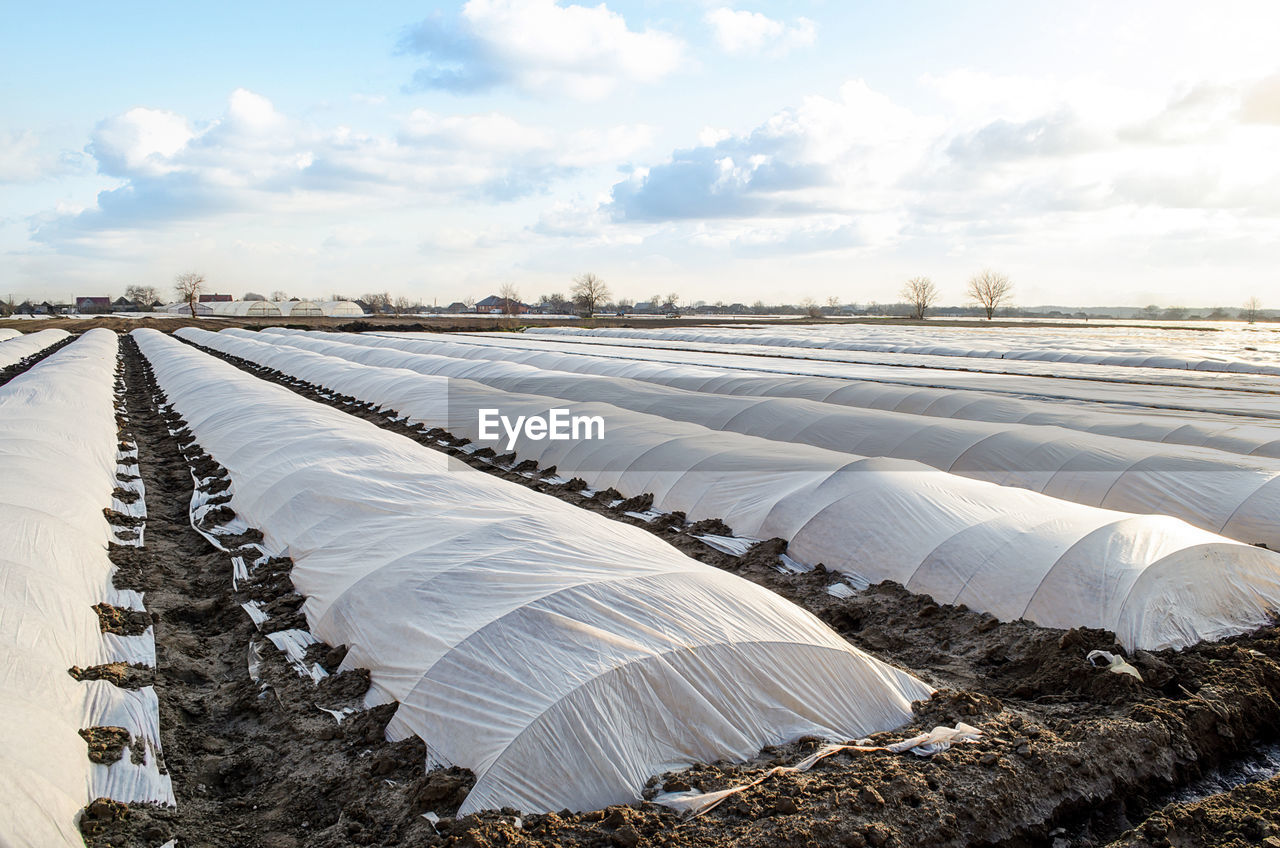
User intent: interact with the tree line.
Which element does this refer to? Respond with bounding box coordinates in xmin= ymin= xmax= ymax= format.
xmin=5 ymin=270 xmax=1262 ymax=323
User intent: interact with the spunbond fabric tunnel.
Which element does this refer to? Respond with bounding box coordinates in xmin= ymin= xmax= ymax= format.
xmin=245 ymin=328 xmax=1280 ymax=550
xmin=177 ymin=327 xmax=1280 ymax=652
xmin=132 ymin=328 xmax=933 ymax=816
xmin=463 ymin=326 xmax=1280 ymax=418
xmin=0 ymin=327 xmax=71 ymax=369
xmin=328 ymin=329 xmax=1280 ymax=459
xmin=0 ymin=330 xmax=171 ymax=846
xmin=525 ymin=325 xmax=1280 ymax=379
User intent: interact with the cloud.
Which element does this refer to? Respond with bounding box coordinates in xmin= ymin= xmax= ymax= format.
xmin=90 ymin=107 xmax=195 ymax=178
xmin=607 ymin=80 xmax=933 ymax=222
xmin=34 ymin=89 xmax=653 ymax=245
xmin=1240 ymin=73 xmax=1280 ymax=124
xmin=704 ymin=7 xmax=815 ymax=55
xmin=945 ymin=111 xmax=1107 ymax=163
xmin=0 ymin=130 xmax=88 ymax=183
xmin=601 ymin=70 xmax=1280 ymax=259
xmin=400 ymin=0 xmax=684 ymax=99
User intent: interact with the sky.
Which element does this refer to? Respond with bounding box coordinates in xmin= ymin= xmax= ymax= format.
xmin=2 ymin=0 xmax=1279 ymax=308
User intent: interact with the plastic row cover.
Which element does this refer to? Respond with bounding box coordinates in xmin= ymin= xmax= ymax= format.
xmin=208 ymin=300 xmax=282 ymax=317
xmin=358 ymin=330 xmax=1280 ymax=459
xmin=318 ymin=300 xmax=365 ymax=317
xmin=0 ymin=330 xmax=172 ymax=847
xmin=513 ymin=328 xmax=1280 ymax=404
xmin=528 ymin=326 xmax=1280 ymax=377
xmin=134 ymin=328 xmax=931 ymax=815
xmin=0 ymin=327 xmax=71 ymax=369
xmin=275 ymin=300 xmax=323 ymax=317
xmin=0 ymin=328 xmax=21 ymax=342
xmin=178 ymin=328 xmax=1280 ymax=651
xmin=247 ymin=329 xmax=1280 ymax=549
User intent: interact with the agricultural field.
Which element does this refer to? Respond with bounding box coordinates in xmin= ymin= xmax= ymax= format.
xmin=3 ymin=321 xmax=1280 ymax=848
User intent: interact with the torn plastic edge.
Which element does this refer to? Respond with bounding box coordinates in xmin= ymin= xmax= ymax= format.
xmin=1087 ymin=649 xmax=1144 ymax=681
xmin=692 ymin=533 xmax=759 ymax=557
xmin=316 ymin=704 xmax=357 ymax=725
xmin=265 ymin=629 xmax=329 ymax=683
xmin=654 ymin=723 xmax=982 ymax=818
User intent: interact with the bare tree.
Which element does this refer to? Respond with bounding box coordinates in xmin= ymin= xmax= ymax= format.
xmin=174 ymin=272 xmax=205 ymax=318
xmin=498 ymin=282 xmax=521 ymax=315
xmin=901 ymin=276 xmax=939 ymax=320
xmin=124 ymin=284 xmax=159 ymax=306
xmin=243 ymin=291 xmax=266 ymax=301
xmin=800 ymin=297 xmax=823 ymax=319
xmin=1243 ymin=296 xmax=1262 ymax=324
xmin=665 ymin=292 xmax=680 ymax=310
xmin=271 ymin=289 xmax=289 ymax=302
xmin=540 ymin=292 xmax=569 ymax=314
xmin=571 ymin=273 xmax=610 ymax=317
xmin=966 ymin=269 xmax=1013 ymax=320
xmin=361 ymin=292 xmax=391 ymax=314
xmin=392 ymin=295 xmax=416 ymax=316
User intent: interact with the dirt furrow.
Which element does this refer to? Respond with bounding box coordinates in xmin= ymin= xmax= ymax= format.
xmin=89 ymin=335 xmax=461 ymax=847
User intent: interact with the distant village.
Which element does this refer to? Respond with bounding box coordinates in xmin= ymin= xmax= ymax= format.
xmin=1 ymin=286 xmax=1270 ymax=323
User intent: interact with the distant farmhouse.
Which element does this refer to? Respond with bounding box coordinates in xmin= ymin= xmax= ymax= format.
xmin=75 ymin=296 xmax=112 ymax=314
xmin=15 ymin=300 xmax=68 ymax=315
xmin=475 ymin=294 xmax=529 ymax=314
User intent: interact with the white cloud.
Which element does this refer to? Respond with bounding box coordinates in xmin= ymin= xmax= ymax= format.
xmin=0 ymin=130 xmax=87 ymax=183
xmin=35 ymin=89 xmax=655 ymax=246
xmin=1241 ymin=73 xmax=1280 ymax=124
xmin=705 ymin=7 xmax=815 ymax=55
xmin=605 ymin=71 xmax=1280 ymax=264
xmin=401 ymin=0 xmax=685 ymax=99
xmin=90 ymin=108 xmax=194 ymax=177
xmin=609 ymin=80 xmax=938 ymax=225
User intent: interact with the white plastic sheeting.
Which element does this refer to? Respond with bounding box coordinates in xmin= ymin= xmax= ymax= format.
xmin=177 ymin=327 xmax=1280 ymax=651
xmin=0 ymin=329 xmax=172 ymax=847
xmin=530 ymin=326 xmax=1280 ymax=377
xmin=319 ymin=300 xmax=364 ymax=317
xmin=208 ymin=300 xmax=282 ymax=317
xmin=244 ymin=329 xmax=1280 ymax=549
xmin=134 ymin=328 xmax=932 ymax=815
xmin=275 ymin=300 xmax=324 ymax=317
xmin=0 ymin=328 xmax=21 ymax=342
xmin=512 ymin=329 xmax=1280 ymax=410
xmin=165 ymin=301 xmax=213 ymax=315
xmin=0 ymin=327 xmax=70 ymax=369
xmin=363 ymin=331 xmax=1280 ymax=459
